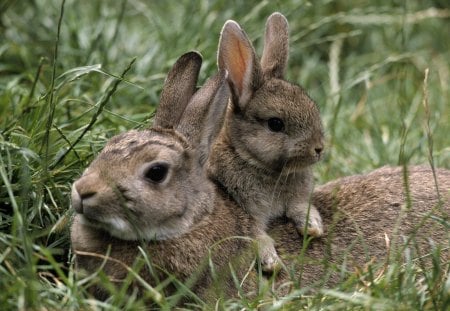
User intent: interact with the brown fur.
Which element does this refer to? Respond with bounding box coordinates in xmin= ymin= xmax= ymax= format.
xmin=71 ymin=190 xmax=255 ymax=302
xmin=273 ymin=165 xmax=450 ymax=290
xmin=72 ymin=164 xmax=450 ymax=302
xmin=70 ymin=51 xmax=250 ymax=302
xmin=70 ymin=47 xmax=449 ymax=307
xmin=208 ymin=12 xmax=325 ymax=271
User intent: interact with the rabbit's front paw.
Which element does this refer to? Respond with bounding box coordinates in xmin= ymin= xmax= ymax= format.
xmin=259 ymin=247 xmax=281 ymax=273
xmin=305 ymin=212 xmax=323 ymax=237
xmin=295 ymin=206 xmax=324 ymax=238
xmin=257 ymin=236 xmax=282 ymax=273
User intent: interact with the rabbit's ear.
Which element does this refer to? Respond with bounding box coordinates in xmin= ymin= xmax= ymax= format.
xmin=218 ymin=20 xmax=263 ymax=109
xmin=178 ymin=70 xmax=229 ymax=164
xmin=153 ymin=51 xmax=202 ymax=129
xmin=261 ymin=12 xmax=289 ymax=79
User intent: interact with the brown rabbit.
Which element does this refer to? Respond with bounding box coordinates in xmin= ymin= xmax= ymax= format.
xmin=273 ymin=165 xmax=449 ymax=291
xmin=70 ymin=51 xmax=257 ymax=302
xmin=207 ymin=12 xmax=325 ymax=272
xmin=72 ymin=160 xmax=450 ymax=303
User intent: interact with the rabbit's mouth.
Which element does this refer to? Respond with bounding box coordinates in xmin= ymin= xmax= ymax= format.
xmin=79 ymin=212 xmax=194 ymax=242
xmin=272 ymin=154 xmax=318 ymax=173
xmin=78 ymin=214 xmax=143 ymax=241
xmin=290 ymin=154 xmax=320 ymax=166
xmin=77 ymin=214 xmax=112 ymax=234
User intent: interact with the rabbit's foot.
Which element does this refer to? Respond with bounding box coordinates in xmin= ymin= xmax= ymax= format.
xmin=257 ymin=235 xmax=282 ymax=273
xmin=296 ymin=206 xmax=324 ymax=238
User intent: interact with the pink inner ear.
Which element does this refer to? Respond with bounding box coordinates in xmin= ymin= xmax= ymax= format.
xmin=223 ymin=34 xmax=252 ymax=98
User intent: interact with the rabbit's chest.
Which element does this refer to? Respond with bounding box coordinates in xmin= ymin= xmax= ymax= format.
xmin=241 ymin=174 xmax=302 ymax=218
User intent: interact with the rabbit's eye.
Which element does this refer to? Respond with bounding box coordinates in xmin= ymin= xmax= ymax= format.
xmin=144 ymin=164 xmax=168 ymax=183
xmin=267 ymin=118 xmax=285 ymax=132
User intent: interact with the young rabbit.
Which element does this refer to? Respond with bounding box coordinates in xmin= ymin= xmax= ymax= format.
xmin=70 ymin=51 xmax=256 ymax=301
xmin=207 ymin=12 xmax=325 ymax=272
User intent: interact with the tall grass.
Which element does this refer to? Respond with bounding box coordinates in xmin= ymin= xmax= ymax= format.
xmin=0 ymin=0 xmax=449 ymax=309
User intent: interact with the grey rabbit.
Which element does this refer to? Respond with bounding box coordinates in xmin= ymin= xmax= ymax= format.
xmin=207 ymin=12 xmax=324 ymax=272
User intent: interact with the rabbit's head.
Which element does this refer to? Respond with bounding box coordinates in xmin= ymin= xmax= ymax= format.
xmin=71 ymin=52 xmax=229 ymax=241
xmin=218 ymin=13 xmax=324 ymax=173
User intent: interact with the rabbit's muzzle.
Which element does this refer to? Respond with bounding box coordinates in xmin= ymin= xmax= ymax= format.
xmin=313 ymin=143 xmax=324 ymax=160
xmin=71 ymin=172 xmax=108 ymax=217
xmin=72 ymin=183 xmax=96 ymax=215
xmin=71 ymin=185 xmax=84 ymax=214
xmin=71 ymin=173 xmax=135 ymax=238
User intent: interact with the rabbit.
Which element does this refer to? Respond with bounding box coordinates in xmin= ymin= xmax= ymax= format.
xmin=272 ymin=165 xmax=450 ymax=291
xmin=70 ymin=51 xmax=257 ymax=302
xmin=207 ymin=12 xmax=325 ymax=272
xmin=70 ymin=52 xmax=450 ymax=308
xmin=72 ymin=157 xmax=450 ymax=302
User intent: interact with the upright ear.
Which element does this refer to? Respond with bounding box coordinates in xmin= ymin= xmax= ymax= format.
xmin=153 ymin=52 xmax=202 ymax=129
xmin=261 ymin=12 xmax=289 ymax=79
xmin=177 ymin=70 xmax=230 ymax=165
xmin=217 ymin=20 xmax=263 ymax=109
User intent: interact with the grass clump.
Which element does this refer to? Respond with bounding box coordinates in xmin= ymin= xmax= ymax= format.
xmin=0 ymin=0 xmax=449 ymax=309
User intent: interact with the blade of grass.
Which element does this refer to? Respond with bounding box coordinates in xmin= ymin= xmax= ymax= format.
xmin=49 ymin=57 xmax=136 ymax=169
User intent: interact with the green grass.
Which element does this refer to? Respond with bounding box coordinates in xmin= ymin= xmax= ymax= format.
xmin=1 ymin=0 xmax=449 ymax=309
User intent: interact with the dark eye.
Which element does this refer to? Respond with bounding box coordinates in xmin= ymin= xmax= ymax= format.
xmin=267 ymin=118 xmax=285 ymax=132
xmin=144 ymin=164 xmax=168 ymax=183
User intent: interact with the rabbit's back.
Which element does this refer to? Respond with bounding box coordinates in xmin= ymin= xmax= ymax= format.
xmin=270 ymin=165 xmax=450 ymax=288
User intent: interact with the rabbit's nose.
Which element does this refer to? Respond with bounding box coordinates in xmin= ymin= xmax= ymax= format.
xmin=71 ymin=179 xmax=97 ymax=214
xmin=315 ymin=147 xmax=323 ymax=156
xmin=71 ymin=185 xmax=84 ymax=214
xmin=314 ymin=141 xmax=324 ymax=156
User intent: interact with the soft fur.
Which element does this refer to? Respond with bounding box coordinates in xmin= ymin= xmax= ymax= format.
xmin=274 ymin=165 xmax=450 ymax=290
xmin=70 ymin=52 xmax=254 ymax=301
xmin=72 ymin=161 xmax=450 ymax=302
xmin=70 ymin=39 xmax=449 ymax=307
xmin=208 ymin=12 xmax=325 ymax=271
